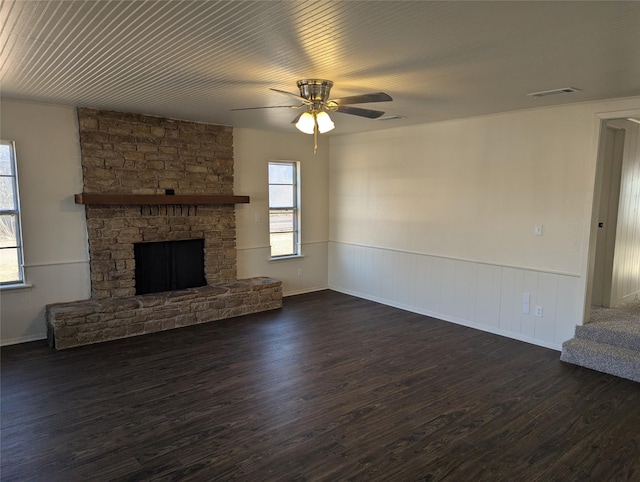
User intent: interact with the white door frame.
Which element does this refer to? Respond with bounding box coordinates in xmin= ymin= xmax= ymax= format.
xmin=592 ymin=123 xmax=625 ymax=307
xmin=583 ymin=107 xmax=640 ymax=322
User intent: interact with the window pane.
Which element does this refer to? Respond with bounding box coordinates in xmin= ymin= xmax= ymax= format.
xmin=270 ymin=232 xmax=295 ymax=257
xmin=0 ymin=215 xmax=18 ymax=247
xmin=0 ymin=247 xmax=20 ymax=283
xmin=269 ymin=185 xmax=294 ymax=208
xmin=268 ymin=161 xmax=298 ymax=258
xmin=0 ymin=144 xmax=13 ymax=176
xmin=269 ymin=210 xmax=294 ymax=233
xmin=0 ymin=177 xmax=16 ymax=210
xmin=268 ymin=163 xmax=294 ymax=184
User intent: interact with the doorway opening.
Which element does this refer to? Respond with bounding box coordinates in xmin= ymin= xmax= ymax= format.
xmin=591 ymin=123 xmax=625 ymax=307
xmin=587 ymin=115 xmax=640 ymax=320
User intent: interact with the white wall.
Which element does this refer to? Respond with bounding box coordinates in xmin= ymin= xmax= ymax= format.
xmin=609 ymin=119 xmax=640 ymax=305
xmin=234 ymin=128 xmax=329 ymax=295
xmin=0 ymin=98 xmax=90 ymax=345
xmin=328 ymin=97 xmax=640 ymax=350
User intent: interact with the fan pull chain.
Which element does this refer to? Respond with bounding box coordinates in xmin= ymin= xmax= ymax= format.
xmin=313 ymin=112 xmax=318 ymax=154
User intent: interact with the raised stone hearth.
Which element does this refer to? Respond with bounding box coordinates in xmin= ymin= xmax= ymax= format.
xmin=47 ymin=277 xmax=282 ymax=350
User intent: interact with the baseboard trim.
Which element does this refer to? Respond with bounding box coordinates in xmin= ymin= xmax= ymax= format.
xmin=283 ymin=286 xmax=330 ymax=297
xmin=621 ymin=291 xmax=640 ymax=304
xmin=330 ymin=286 xmax=562 ymax=352
xmin=1 ymin=333 xmax=47 ymax=347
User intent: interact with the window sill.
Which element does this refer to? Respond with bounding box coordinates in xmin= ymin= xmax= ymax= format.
xmin=0 ymin=282 xmax=33 ymax=292
xmin=269 ymin=254 xmax=305 ymax=262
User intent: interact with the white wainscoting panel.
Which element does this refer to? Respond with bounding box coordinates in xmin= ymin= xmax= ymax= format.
xmin=237 ymin=241 xmax=329 ymax=297
xmin=1 ymin=261 xmax=91 ymax=345
xmin=329 ymin=242 xmax=583 ymax=350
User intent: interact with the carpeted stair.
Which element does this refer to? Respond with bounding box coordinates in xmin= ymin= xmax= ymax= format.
xmin=561 ymin=318 xmax=640 ymax=383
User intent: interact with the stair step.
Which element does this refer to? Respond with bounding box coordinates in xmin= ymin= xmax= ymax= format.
xmin=560 ymin=338 xmax=640 ymax=383
xmin=576 ymin=320 xmax=640 ymax=351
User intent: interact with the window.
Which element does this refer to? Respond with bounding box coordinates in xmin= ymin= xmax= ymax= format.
xmin=0 ymin=141 xmax=25 ymax=286
xmin=268 ymin=161 xmax=300 ymax=258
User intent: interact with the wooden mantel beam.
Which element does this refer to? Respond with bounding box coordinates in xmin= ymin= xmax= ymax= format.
xmin=74 ymin=193 xmax=250 ymax=205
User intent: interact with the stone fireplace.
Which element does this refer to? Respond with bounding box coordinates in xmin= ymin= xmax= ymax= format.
xmin=46 ymin=109 xmax=281 ymax=349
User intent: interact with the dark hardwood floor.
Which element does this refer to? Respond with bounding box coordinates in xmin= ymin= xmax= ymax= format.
xmin=2 ymin=290 xmax=639 ymax=481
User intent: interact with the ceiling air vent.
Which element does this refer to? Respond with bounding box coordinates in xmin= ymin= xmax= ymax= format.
xmin=527 ymin=87 xmax=581 ymax=98
xmin=377 ymin=115 xmax=406 ymax=121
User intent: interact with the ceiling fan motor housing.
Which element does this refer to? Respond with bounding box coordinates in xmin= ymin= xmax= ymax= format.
xmin=297 ymin=79 xmax=333 ymax=103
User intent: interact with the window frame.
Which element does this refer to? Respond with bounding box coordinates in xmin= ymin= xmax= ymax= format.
xmin=268 ymin=160 xmax=301 ymax=259
xmin=0 ymin=140 xmax=25 ymax=287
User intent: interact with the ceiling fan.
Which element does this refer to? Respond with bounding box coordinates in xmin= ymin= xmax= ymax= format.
xmin=232 ymin=79 xmax=393 ymax=152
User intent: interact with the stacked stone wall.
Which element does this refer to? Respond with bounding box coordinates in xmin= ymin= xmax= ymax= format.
xmin=78 ymin=108 xmax=233 ymax=195
xmin=77 ymin=109 xmax=237 ymax=298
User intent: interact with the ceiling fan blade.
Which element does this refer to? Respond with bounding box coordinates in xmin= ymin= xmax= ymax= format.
xmin=335 ymin=105 xmax=386 ymax=119
xmin=330 ymin=92 xmax=392 ymax=105
xmin=231 ymin=105 xmax=302 ymax=111
xmin=270 ymin=88 xmax=312 ymax=104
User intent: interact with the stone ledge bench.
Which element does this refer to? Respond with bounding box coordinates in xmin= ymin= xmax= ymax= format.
xmin=46 ymin=277 xmax=282 ymax=350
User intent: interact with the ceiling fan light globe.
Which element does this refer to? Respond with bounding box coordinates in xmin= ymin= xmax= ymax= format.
xmin=295 ymin=112 xmax=316 ymax=134
xmin=316 ymin=111 xmax=335 ymax=133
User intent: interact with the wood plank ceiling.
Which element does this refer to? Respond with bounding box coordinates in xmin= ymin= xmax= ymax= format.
xmin=1 ymin=1 xmax=639 ymax=134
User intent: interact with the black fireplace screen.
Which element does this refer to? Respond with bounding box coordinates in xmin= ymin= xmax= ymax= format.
xmin=134 ymin=239 xmax=206 ymax=295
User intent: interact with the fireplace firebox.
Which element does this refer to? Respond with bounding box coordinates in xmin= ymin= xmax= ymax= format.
xmin=134 ymin=239 xmax=206 ymax=295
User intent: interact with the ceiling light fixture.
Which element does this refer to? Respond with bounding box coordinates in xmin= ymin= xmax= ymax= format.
xmin=233 ymin=79 xmax=392 ymax=154
xmin=295 ymin=112 xmax=316 ymax=134
xmin=295 ymin=108 xmax=335 ymax=153
xmin=315 ymin=111 xmax=335 ymax=133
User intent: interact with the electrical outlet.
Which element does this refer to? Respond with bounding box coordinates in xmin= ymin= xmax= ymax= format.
xmin=297 ymin=268 xmax=303 ymax=277
xmin=535 ymin=305 xmax=543 ymax=317
xmin=535 ymin=224 xmax=543 ymax=236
